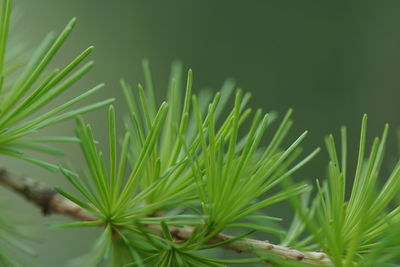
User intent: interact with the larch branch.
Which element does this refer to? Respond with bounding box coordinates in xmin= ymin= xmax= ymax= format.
xmin=0 ymin=168 xmax=332 ymax=266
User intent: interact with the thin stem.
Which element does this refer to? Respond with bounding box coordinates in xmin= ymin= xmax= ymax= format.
xmin=0 ymin=167 xmax=332 ymax=266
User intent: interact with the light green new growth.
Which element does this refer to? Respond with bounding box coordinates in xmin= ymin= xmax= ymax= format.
xmin=1 ymin=0 xmax=400 ymax=266
xmin=314 ymin=117 xmax=400 ymax=266
xmin=53 ymin=59 xmax=321 ymax=266
xmin=0 ymin=0 xmax=113 ymax=171
xmin=0 ymin=0 xmax=111 ymax=265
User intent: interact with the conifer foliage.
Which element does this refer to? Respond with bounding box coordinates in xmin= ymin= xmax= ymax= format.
xmin=1 ymin=0 xmax=400 ymax=266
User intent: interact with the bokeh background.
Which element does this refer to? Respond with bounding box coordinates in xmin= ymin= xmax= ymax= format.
xmin=2 ymin=0 xmax=400 ymax=266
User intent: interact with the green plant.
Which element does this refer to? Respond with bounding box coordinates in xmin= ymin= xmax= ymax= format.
xmin=1 ymin=0 xmax=400 ymax=266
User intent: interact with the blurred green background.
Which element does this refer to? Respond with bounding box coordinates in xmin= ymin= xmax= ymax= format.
xmin=2 ymin=0 xmax=400 ymax=266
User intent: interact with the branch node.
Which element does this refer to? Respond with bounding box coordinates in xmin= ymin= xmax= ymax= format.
xmin=0 ymin=168 xmax=334 ymax=266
